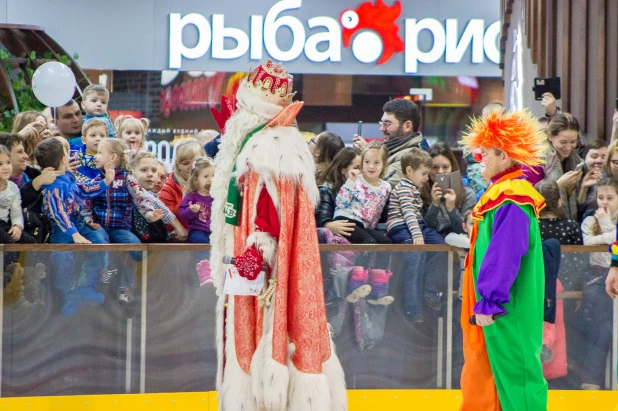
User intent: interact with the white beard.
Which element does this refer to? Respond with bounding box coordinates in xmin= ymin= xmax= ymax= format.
xmin=210 ymin=108 xmax=271 ymax=295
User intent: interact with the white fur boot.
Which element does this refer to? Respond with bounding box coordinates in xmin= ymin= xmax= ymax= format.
xmin=219 ymin=296 xmax=258 ymax=411
xmin=253 ymin=304 xmax=289 ymax=411
xmin=287 ymin=343 xmax=332 ymax=411
xmin=322 ymin=338 xmax=348 ymax=411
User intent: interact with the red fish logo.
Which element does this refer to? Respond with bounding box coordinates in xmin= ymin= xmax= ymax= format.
xmin=340 ymin=0 xmax=404 ymax=65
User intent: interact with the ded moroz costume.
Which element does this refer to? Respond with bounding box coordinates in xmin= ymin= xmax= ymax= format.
xmin=209 ymin=60 xmax=347 ymax=411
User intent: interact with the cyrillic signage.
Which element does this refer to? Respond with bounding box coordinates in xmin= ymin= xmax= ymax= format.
xmin=169 ymin=0 xmax=501 ymax=76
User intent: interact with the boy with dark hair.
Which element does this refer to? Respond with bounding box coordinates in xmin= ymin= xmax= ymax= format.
xmin=34 ymin=138 xmax=115 ymax=315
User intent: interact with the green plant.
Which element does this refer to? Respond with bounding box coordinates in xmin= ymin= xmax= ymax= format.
xmin=0 ymin=50 xmax=78 ymax=131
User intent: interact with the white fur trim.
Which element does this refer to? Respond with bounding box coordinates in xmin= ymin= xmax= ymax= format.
xmin=287 ymin=343 xmax=332 ymax=411
xmin=234 ymin=126 xmax=320 ymax=208
xmin=219 ymin=297 xmax=258 ymax=411
xmin=210 ymin=109 xmax=270 ymax=295
xmin=250 ymin=333 xmax=267 ymax=409
xmin=237 ymin=79 xmax=284 ymax=119
xmin=247 ymin=232 xmax=278 ymax=269
xmin=322 ymin=337 xmax=348 ymax=411
xmin=215 ymin=294 xmax=226 ymax=390
xmin=252 ymin=304 xmax=289 ymax=411
xmin=262 ymin=355 xmax=289 ymax=411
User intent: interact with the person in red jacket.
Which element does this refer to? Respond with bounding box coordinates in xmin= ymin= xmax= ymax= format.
xmin=159 ymin=138 xmax=205 ymax=237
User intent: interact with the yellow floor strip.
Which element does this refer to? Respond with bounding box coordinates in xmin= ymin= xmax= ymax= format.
xmin=0 ymin=390 xmax=616 ymax=410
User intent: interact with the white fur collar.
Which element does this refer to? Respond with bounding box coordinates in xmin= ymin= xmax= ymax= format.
xmin=233 ymin=125 xmax=320 ymax=207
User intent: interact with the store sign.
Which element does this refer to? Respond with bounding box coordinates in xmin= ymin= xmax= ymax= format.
xmin=159 ymin=72 xmax=225 ymax=118
xmin=169 ymin=0 xmax=500 ymax=75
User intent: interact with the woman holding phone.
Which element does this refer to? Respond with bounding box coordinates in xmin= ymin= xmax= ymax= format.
xmin=523 ymin=113 xmax=583 ymax=220
xmin=422 ymin=143 xmax=476 ymax=237
xmin=11 ymin=110 xmax=52 ymax=159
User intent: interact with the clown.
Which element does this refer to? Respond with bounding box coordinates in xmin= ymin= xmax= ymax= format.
xmin=209 ymin=60 xmax=347 ymax=411
xmin=458 ymin=109 xmax=548 ymax=411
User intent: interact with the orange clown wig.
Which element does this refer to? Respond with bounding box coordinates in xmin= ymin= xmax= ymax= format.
xmin=460 ymin=109 xmax=547 ymax=168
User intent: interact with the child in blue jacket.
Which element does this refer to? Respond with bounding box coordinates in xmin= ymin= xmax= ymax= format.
xmin=34 ymin=138 xmax=115 ymax=315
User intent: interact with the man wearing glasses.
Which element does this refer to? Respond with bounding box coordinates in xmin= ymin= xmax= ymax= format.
xmin=353 ymin=98 xmax=429 ymax=187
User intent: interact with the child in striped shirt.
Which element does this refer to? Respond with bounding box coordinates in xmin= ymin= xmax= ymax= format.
xmin=387 ymin=148 xmax=445 ymax=322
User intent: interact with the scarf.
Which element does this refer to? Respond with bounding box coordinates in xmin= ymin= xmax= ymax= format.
xmin=383 ymin=131 xmax=426 ymax=155
xmin=225 ymin=123 xmax=267 ymax=225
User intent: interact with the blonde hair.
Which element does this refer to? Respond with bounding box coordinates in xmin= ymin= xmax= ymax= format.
xmin=11 ymin=111 xmax=44 ymax=133
xmin=115 ymin=115 xmax=150 ymax=148
xmin=361 ymin=141 xmax=389 ymax=179
xmin=604 ymin=140 xmax=618 ymax=176
xmin=82 ymin=117 xmax=109 ymax=138
xmin=83 ymin=84 xmax=110 ymax=100
xmin=174 ymin=138 xmax=205 ymax=188
xmin=54 ymin=136 xmax=70 ymax=154
xmin=99 ymin=139 xmax=130 ymax=171
xmin=185 ymin=156 xmax=215 ymax=194
xmin=129 ymin=151 xmax=158 ymax=170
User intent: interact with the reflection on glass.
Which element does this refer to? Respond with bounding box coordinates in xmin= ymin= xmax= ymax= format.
xmin=0 ymin=247 xmax=614 ymax=397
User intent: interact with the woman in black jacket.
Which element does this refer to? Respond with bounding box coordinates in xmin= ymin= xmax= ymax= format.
xmin=315 ymin=147 xmax=361 ymax=236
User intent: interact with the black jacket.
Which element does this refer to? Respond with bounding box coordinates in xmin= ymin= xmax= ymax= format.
xmin=21 ymin=167 xmax=42 ymax=210
xmin=542 ymin=238 xmax=561 ymax=323
xmin=315 ymin=184 xmax=336 ymax=228
xmin=21 ymin=167 xmax=50 ymax=243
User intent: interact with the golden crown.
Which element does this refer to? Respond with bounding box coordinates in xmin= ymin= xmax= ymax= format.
xmin=245 ymin=60 xmax=294 ymax=107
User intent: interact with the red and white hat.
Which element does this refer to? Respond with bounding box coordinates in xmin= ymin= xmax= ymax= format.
xmin=236 ymin=60 xmax=294 ymax=119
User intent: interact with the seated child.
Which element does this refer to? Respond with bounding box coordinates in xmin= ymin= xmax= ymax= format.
xmin=580 ymin=178 xmax=618 ymax=389
xmin=0 ymin=145 xmax=36 ymax=247
xmin=333 ymin=142 xmax=393 ymax=306
xmin=159 ymin=138 xmax=205 ymax=233
xmin=130 ymin=152 xmax=188 ymax=242
xmin=81 ymin=84 xmax=115 ymax=138
xmin=153 ymin=161 xmax=166 ymax=195
xmin=386 ymin=148 xmax=445 ymax=322
xmin=34 ymin=138 xmax=115 ymax=315
xmin=89 ymin=139 xmax=160 ymax=303
xmin=178 ymin=157 xmax=214 ymax=243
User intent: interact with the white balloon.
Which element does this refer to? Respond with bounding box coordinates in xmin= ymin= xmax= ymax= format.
xmin=32 ymin=62 xmax=76 ymax=107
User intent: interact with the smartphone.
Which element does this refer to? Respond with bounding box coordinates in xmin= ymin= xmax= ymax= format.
xmin=615 ymin=98 xmax=618 ymax=111
xmin=533 ymin=77 xmax=561 ymax=100
xmin=436 ymin=174 xmax=450 ymax=193
xmin=69 ymin=149 xmax=79 ymax=160
xmin=435 ymin=170 xmax=462 ymax=197
xmin=357 ymin=121 xmax=363 ymax=136
xmin=575 ymin=162 xmax=584 ymax=172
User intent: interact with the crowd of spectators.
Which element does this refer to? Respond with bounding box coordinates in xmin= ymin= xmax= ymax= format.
xmin=1 ymin=84 xmax=214 ymax=316
xmin=2 ymin=83 xmax=616 ymax=389
xmin=312 ymin=95 xmax=618 ymax=390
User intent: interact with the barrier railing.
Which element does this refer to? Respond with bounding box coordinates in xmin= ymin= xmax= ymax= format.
xmin=0 ymin=244 xmax=614 ymax=398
